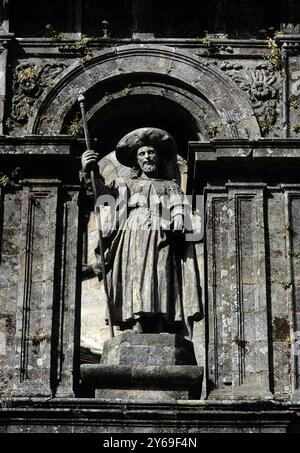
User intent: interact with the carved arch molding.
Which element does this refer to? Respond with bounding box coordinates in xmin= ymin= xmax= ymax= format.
xmin=28 ymin=45 xmax=260 ymax=141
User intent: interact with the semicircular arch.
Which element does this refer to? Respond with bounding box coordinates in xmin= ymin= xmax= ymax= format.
xmin=29 ymin=45 xmax=260 ymax=140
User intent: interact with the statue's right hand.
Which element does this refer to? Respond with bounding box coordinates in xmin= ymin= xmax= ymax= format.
xmin=81 ymin=150 xmax=99 ymax=172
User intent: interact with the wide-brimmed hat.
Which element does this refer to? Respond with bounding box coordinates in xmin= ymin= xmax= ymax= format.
xmin=115 ymin=127 xmax=177 ymax=168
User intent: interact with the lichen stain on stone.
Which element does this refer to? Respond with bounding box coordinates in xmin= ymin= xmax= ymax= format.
xmin=0 ymin=314 xmax=15 ymax=334
xmin=273 ymin=317 xmax=290 ymax=341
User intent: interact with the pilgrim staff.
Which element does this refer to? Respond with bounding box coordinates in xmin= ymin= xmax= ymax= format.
xmin=78 ymin=93 xmax=114 ymax=338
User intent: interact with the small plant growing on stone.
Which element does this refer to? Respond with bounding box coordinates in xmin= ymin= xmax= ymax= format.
xmin=274 ymin=30 xmax=284 ymax=39
xmin=16 ymin=65 xmax=39 ymax=82
xmin=43 ymin=77 xmax=54 ymax=87
xmin=258 ymin=117 xmax=271 ymax=136
xmin=0 ymin=167 xmax=20 ymax=189
xmin=290 ymin=97 xmax=299 ymax=109
xmin=123 ymin=85 xmax=131 ymax=96
xmin=5 ymin=117 xmax=17 ymax=132
xmin=74 ymin=37 xmax=93 ymax=64
xmin=75 ymin=37 xmax=89 ymax=53
xmin=207 ymin=123 xmax=219 ymax=138
xmin=51 ymin=31 xmax=64 ymax=41
xmin=293 ymin=124 xmax=300 ymax=134
xmin=0 ymin=174 xmax=11 ymax=187
xmin=68 ymin=113 xmax=83 ymax=137
xmin=278 ymin=279 xmax=291 ymax=290
xmin=265 ymin=37 xmax=281 ymax=70
xmin=103 ymin=93 xmax=113 ymax=102
xmin=284 ymin=222 xmax=291 ymax=231
xmin=201 ymin=33 xmax=219 ymax=54
xmin=202 ymin=34 xmax=212 ymax=47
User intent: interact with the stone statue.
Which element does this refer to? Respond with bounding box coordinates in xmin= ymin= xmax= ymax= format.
xmin=81 ymin=128 xmax=202 ymax=338
xmin=0 ymin=0 xmax=9 ymax=31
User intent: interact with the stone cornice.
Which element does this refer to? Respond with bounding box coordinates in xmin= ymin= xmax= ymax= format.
xmin=0 ymin=135 xmax=97 ymax=155
xmin=7 ymin=37 xmax=294 ymax=58
xmin=0 ymin=398 xmax=296 ymax=433
xmin=190 ymin=139 xmax=300 ymax=163
xmin=13 ymin=36 xmax=300 ymax=46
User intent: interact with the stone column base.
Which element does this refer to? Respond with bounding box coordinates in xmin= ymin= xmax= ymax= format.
xmin=80 ymin=332 xmax=203 ymax=402
xmin=81 ymin=364 xmax=203 ymax=401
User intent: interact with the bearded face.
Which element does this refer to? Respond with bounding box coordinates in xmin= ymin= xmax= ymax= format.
xmin=136 ymin=146 xmax=159 ymax=174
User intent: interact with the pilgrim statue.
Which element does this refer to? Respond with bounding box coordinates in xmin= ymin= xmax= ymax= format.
xmin=81 ymin=128 xmax=202 ymax=338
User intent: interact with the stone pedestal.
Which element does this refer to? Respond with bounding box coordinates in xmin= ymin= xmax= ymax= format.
xmin=80 ymin=333 xmax=203 ymax=402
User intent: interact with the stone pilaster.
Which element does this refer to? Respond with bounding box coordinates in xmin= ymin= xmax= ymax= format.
xmin=7 ymin=180 xmax=82 ymax=398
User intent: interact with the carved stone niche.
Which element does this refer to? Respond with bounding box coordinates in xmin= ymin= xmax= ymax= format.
xmin=47 ymin=46 xmax=258 ymax=401
xmin=80 ymin=140 xmax=203 ymax=401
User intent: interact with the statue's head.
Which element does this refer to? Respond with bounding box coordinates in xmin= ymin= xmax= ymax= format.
xmin=136 ymin=145 xmax=159 ymax=174
xmin=116 ymin=128 xmax=177 ymax=177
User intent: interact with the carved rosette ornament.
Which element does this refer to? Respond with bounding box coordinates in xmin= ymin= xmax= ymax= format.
xmin=10 ymin=63 xmax=66 ymax=130
xmin=220 ymin=62 xmax=280 ymax=134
